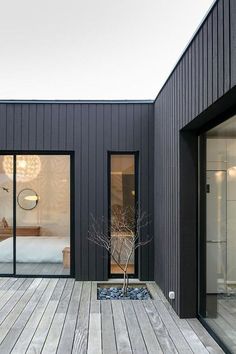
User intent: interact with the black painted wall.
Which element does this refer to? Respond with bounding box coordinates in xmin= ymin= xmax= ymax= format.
xmin=154 ymin=0 xmax=236 ymax=317
xmin=0 ymin=102 xmax=154 ymax=281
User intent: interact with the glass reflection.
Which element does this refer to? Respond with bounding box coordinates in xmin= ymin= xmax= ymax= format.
xmin=15 ymin=155 xmax=71 ymax=276
xmin=0 ymin=156 xmax=13 ymax=274
xmin=201 ymin=114 xmax=236 ymax=352
xmin=110 ymin=155 xmax=136 ymax=275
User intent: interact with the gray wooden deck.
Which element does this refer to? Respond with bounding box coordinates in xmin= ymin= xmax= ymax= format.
xmin=0 ymin=278 xmax=223 ymax=354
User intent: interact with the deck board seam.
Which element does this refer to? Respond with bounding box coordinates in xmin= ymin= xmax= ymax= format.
xmin=36 ymin=278 xmax=67 ymax=353
xmin=121 ymin=300 xmax=134 ymax=354
xmin=71 ymin=281 xmax=84 ymax=351
xmin=22 ymin=278 xmax=59 ymax=353
xmin=130 ymin=300 xmax=149 ymax=353
xmin=0 ymin=278 xmax=50 ymax=352
xmin=0 ymin=278 xmax=39 ymax=328
xmin=110 ymin=299 xmax=119 ymax=354
xmin=0 ymin=278 xmax=43 ymax=347
xmin=55 ymin=279 xmax=75 ymax=353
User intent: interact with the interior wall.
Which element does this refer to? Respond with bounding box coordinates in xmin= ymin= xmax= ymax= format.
xmin=207 ymin=138 xmax=236 ymax=284
xmin=0 ymin=155 xmax=70 ymax=237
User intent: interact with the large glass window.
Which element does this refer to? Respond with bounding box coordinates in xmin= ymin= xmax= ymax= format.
xmin=0 ymin=154 xmax=71 ymax=276
xmin=110 ymin=154 xmax=136 ymax=275
xmin=0 ymin=155 xmax=14 ymax=274
xmin=200 ymin=114 xmax=236 ymax=352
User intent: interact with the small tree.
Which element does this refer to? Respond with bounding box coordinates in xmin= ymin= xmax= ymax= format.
xmin=88 ymin=206 xmax=151 ymax=296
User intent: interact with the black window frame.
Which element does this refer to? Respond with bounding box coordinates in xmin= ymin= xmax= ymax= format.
xmin=198 ymin=107 xmax=236 ymax=354
xmin=0 ymin=150 xmax=74 ymax=279
xmin=108 ymin=151 xmax=139 ymax=279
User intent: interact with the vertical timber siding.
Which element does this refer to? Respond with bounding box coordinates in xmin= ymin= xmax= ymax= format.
xmin=154 ymin=0 xmax=236 ymax=317
xmin=0 ymin=102 xmax=154 ymax=281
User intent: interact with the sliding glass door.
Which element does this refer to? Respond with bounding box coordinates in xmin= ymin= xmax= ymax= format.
xmin=199 ymin=113 xmax=236 ymax=353
xmin=0 ymin=155 xmax=14 ymax=274
xmin=0 ymin=154 xmax=71 ymax=277
xmin=109 ymin=153 xmax=137 ymax=276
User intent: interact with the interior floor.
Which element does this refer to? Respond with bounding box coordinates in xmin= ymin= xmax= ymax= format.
xmin=0 ymin=263 xmax=70 ymax=276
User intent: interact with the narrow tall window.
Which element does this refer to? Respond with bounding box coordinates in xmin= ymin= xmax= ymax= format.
xmin=109 ymin=154 xmax=136 ymax=275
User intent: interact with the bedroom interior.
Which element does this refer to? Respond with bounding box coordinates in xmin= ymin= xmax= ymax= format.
xmin=0 ymin=154 xmax=71 ymax=276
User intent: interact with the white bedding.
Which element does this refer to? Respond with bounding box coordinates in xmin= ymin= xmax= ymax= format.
xmin=0 ymin=237 xmax=69 ymax=263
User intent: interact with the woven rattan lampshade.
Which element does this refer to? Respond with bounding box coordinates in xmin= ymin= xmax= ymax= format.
xmin=3 ymin=155 xmax=41 ymax=182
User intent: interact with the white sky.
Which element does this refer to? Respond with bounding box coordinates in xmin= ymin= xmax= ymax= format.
xmin=0 ymin=0 xmax=215 ymax=100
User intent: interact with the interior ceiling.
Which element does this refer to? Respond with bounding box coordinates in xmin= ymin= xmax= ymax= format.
xmin=111 ymin=156 xmax=134 ymax=174
xmin=207 ymin=114 xmax=236 ymax=138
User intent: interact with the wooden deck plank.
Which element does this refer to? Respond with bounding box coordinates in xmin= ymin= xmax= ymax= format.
xmin=72 ymin=281 xmax=91 ymax=353
xmin=0 ymin=278 xmax=17 ymax=292
xmin=0 ymin=278 xmax=25 ymax=310
xmin=0 ymin=279 xmax=49 ymax=353
xmin=0 ymin=279 xmax=223 ymax=354
xmin=88 ymin=313 xmax=102 ymax=354
xmin=0 ymin=278 xmax=37 ymax=327
xmin=132 ymin=300 xmax=163 ymax=353
xmin=142 ymin=300 xmax=178 ymax=353
xmin=26 ymin=278 xmax=66 ymax=354
xmin=187 ymin=318 xmax=225 ymax=354
xmin=122 ymin=300 xmax=148 ymax=354
xmin=57 ymin=281 xmax=83 ymax=354
xmin=101 ymin=300 xmax=117 ymax=354
xmin=0 ymin=278 xmax=42 ymax=346
xmin=152 ymin=299 xmax=193 ymax=353
xmin=41 ymin=279 xmax=74 ymax=354
xmin=0 ymin=278 xmax=10 ymax=289
xmin=166 ymin=303 xmax=209 ymax=354
xmin=112 ymin=301 xmax=132 ymax=354
xmin=146 ymin=282 xmax=162 ymax=301
xmin=88 ymin=282 xmax=102 ymax=354
xmin=11 ymin=279 xmax=59 ymax=354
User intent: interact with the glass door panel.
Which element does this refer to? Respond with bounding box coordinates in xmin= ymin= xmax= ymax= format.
xmin=110 ymin=154 xmax=136 ymax=275
xmin=200 ymin=114 xmax=236 ymax=352
xmin=0 ymin=155 xmax=14 ymax=274
xmin=15 ymin=155 xmax=71 ymax=276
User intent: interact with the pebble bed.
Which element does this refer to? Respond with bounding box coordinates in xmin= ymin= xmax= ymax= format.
xmin=97 ymin=286 xmax=151 ymax=300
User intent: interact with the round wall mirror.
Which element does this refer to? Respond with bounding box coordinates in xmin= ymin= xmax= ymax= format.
xmin=17 ymin=189 xmax=39 ymax=210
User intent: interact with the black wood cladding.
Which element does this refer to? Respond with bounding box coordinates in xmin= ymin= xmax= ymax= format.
xmin=0 ymin=0 xmax=235 ymax=319
xmin=0 ymin=103 xmax=154 ymax=281
xmin=154 ymin=0 xmax=236 ymax=316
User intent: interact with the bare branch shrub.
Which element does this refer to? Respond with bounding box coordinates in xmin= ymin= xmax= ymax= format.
xmin=88 ymin=206 xmax=152 ymax=295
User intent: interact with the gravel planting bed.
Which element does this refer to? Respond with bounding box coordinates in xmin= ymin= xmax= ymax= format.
xmin=97 ymin=285 xmax=151 ymax=300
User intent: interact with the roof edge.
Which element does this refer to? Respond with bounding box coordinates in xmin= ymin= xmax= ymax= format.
xmin=154 ymin=0 xmax=218 ymax=104
xmin=0 ymin=99 xmax=154 ymax=104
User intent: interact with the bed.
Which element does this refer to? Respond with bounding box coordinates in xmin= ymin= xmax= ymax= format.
xmin=0 ymin=236 xmax=69 ymax=263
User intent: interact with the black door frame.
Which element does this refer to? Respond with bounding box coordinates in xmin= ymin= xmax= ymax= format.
xmin=178 ymin=88 xmax=236 ymax=319
xmin=0 ymin=151 xmax=74 ymax=278
xmin=108 ymin=151 xmax=139 ymax=279
xmin=197 ymin=106 xmax=236 ymax=354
